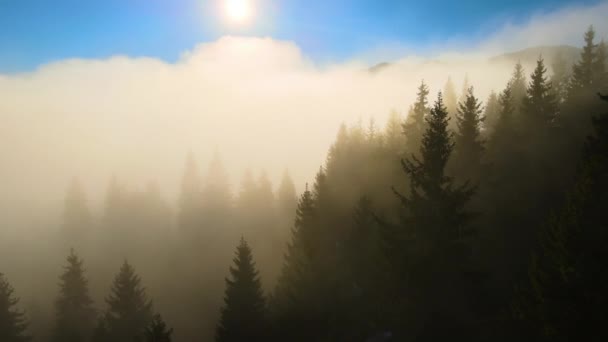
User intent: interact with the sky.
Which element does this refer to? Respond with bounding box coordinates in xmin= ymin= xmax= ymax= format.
xmin=0 ymin=0 xmax=604 ymax=73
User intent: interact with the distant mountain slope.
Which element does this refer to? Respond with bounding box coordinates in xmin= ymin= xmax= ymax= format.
xmin=489 ymin=45 xmax=581 ymax=66
xmin=369 ymin=45 xmax=581 ymax=73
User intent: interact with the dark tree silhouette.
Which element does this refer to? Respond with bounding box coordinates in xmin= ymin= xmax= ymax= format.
xmin=522 ymin=57 xmax=557 ymax=128
xmin=143 ymin=314 xmax=173 ymax=342
xmin=216 ymin=238 xmax=266 ymax=342
xmin=0 ymin=274 xmax=29 ymax=342
xmin=52 ymin=249 xmax=95 ymax=342
xmin=101 ymin=261 xmax=153 ymax=342
xmin=403 ymin=81 xmax=431 ymax=155
xmin=514 ymin=94 xmax=608 ymax=342
xmin=453 ymin=86 xmax=485 ymax=181
xmin=392 ymin=92 xmax=476 ymax=340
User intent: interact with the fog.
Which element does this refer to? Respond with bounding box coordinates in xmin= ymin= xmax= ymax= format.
xmin=4 ymin=0 xmax=606 ymax=228
xmin=1 ymin=1 xmax=607 ymax=341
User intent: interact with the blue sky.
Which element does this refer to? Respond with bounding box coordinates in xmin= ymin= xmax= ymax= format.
xmin=0 ymin=0 xmax=602 ymax=72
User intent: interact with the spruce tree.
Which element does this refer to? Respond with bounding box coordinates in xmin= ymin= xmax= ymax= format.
xmin=569 ymin=26 xmax=597 ymax=94
xmin=102 ymin=261 xmax=153 ymax=342
xmin=272 ymin=185 xmax=327 ymax=341
xmin=403 ymin=81 xmax=430 ymax=155
xmin=393 ymin=92 xmax=476 ymax=338
xmin=453 ymin=86 xmax=485 ymax=181
xmin=216 ymin=238 xmax=266 ymax=342
xmin=143 ymin=314 xmax=173 ymax=342
xmin=458 ymin=74 xmax=470 ymax=105
xmin=397 ymin=91 xmax=475 ymax=254
xmin=522 ymin=57 xmax=558 ymax=129
xmin=52 ymin=249 xmax=95 ymax=342
xmin=509 ymin=62 xmax=528 ymax=115
xmin=0 ymin=274 xmax=29 ymax=342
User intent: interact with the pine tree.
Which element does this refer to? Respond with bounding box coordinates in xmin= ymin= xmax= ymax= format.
xmin=0 ymin=274 xmax=29 ymax=342
xmin=403 ymin=81 xmax=430 ymax=155
xmin=216 ymin=238 xmax=266 ymax=342
xmin=569 ymin=26 xmax=596 ymax=94
xmin=272 ymin=185 xmax=327 ymax=341
xmin=102 ymin=261 xmax=153 ymax=342
xmin=143 ymin=315 xmax=173 ymax=342
xmin=396 ymin=91 xmax=475 ymax=254
xmin=393 ymin=92 xmax=476 ymax=339
xmin=522 ymin=57 xmax=558 ymax=129
xmin=52 ymin=249 xmax=95 ymax=342
xmin=458 ymin=74 xmax=471 ymax=104
xmin=453 ymin=86 xmax=485 ymax=181
xmin=509 ymin=62 xmax=528 ymax=116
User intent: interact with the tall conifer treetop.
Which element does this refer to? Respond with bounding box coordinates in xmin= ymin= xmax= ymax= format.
xmin=216 ymin=238 xmax=266 ymax=342
xmin=53 ymin=249 xmax=95 ymax=342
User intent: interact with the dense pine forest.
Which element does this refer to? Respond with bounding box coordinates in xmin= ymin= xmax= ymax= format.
xmin=1 ymin=26 xmax=608 ymax=342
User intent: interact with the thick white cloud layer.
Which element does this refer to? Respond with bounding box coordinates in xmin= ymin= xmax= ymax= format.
xmin=0 ymin=1 xmax=606 ymax=228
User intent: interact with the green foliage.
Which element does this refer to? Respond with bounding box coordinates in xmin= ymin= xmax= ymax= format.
xmin=0 ymin=274 xmax=29 ymax=342
xmin=216 ymin=238 xmax=267 ymax=342
xmin=52 ymin=249 xmax=95 ymax=342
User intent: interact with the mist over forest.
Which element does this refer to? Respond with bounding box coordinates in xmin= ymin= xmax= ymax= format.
xmin=1 ymin=1 xmax=608 ymax=342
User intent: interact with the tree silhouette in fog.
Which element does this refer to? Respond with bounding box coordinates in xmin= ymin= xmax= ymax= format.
xmin=144 ymin=314 xmax=173 ymax=342
xmin=97 ymin=261 xmax=153 ymax=342
xmin=52 ymin=249 xmax=95 ymax=342
xmin=216 ymin=238 xmax=266 ymax=342
xmin=0 ymin=273 xmax=29 ymax=341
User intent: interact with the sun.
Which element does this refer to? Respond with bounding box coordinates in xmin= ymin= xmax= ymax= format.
xmin=224 ymin=0 xmax=254 ymax=24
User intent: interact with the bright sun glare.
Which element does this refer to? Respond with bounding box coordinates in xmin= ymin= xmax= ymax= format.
xmin=224 ymin=0 xmax=254 ymax=24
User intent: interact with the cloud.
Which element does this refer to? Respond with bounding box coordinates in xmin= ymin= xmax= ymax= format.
xmin=0 ymin=1 xmax=606 ymax=228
